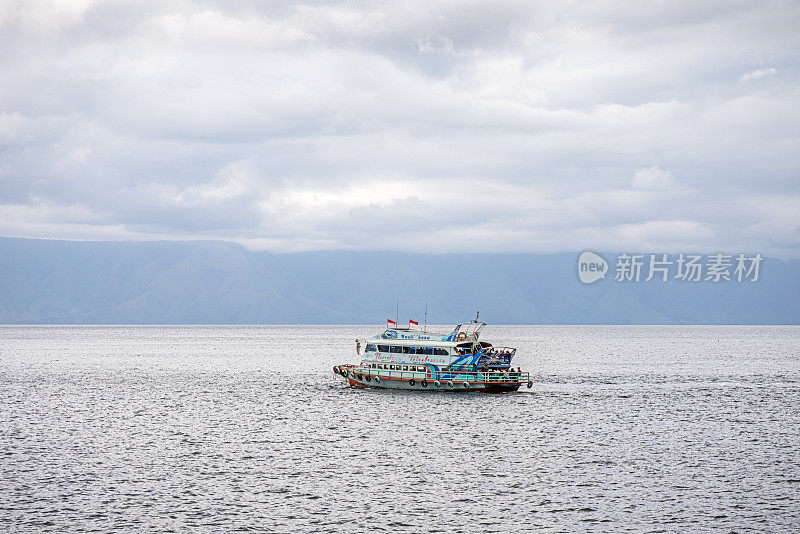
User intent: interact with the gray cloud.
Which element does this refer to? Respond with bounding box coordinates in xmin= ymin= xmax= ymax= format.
xmin=0 ymin=0 xmax=798 ymax=256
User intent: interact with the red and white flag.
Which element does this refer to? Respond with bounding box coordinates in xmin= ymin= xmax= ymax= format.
xmin=409 ymin=319 xmax=418 ymax=326
xmin=387 ymin=319 xmax=396 ymax=325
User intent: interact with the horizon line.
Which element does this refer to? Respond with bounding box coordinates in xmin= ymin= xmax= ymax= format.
xmin=1 ymin=324 xmax=797 ymax=327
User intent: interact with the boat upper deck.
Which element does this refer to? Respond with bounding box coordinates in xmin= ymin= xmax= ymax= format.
xmin=368 ymin=335 xmax=461 ymax=348
xmin=372 ymin=320 xmax=487 ymax=345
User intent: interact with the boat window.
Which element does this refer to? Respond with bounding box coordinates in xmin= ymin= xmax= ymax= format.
xmin=365 ymin=344 xmax=377 ymax=352
xmin=417 ymin=366 xmax=425 ymax=372
xmin=390 ymin=346 xmax=401 ymax=353
xmin=419 ymin=347 xmax=433 ymax=355
xmin=402 ymin=346 xmax=410 ymax=354
xmin=378 ymin=345 xmax=389 ymax=352
xmin=403 ymin=365 xmax=408 ymax=371
xmin=434 ymin=348 xmax=449 ymax=356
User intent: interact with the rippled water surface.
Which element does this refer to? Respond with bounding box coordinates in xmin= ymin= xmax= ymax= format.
xmin=1 ymin=326 xmax=799 ymax=532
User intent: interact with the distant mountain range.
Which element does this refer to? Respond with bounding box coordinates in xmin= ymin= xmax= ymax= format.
xmin=0 ymin=237 xmax=797 ymax=324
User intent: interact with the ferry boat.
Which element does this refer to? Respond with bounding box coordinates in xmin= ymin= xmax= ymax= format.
xmin=333 ymin=319 xmax=532 ymax=392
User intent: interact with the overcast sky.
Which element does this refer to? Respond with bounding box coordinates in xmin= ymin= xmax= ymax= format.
xmin=1 ymin=0 xmax=798 ymax=256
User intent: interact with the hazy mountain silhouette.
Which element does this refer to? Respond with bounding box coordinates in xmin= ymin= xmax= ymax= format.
xmin=1 ymin=237 xmax=797 ymax=324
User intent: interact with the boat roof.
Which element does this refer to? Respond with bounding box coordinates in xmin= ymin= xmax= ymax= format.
xmin=369 ymin=320 xmax=487 ymax=345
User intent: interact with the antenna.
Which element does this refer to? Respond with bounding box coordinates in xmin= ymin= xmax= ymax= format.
xmin=424 ymin=301 xmax=428 ymax=332
xmin=396 ymin=297 xmax=399 ymax=326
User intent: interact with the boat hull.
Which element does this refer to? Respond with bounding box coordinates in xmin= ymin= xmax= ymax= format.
xmin=334 ymin=366 xmax=528 ymax=393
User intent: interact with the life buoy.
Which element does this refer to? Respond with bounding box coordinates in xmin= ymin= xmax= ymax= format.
xmin=357 ymin=374 xmax=363 ymax=380
xmin=333 ymin=366 xmax=339 ymax=374
xmin=365 ymin=375 xmax=371 ymax=382
xmin=434 ymin=381 xmax=441 ymax=388
xmin=457 ymin=332 xmax=467 ymax=341
xmin=374 ymin=376 xmax=381 ymax=383
xmin=341 ymin=369 xmax=348 ymax=377
xmin=446 ymin=381 xmax=454 ymax=388
xmin=421 ymin=380 xmax=428 ymax=388
xmin=463 ymin=381 xmax=470 ymax=388
xmin=527 ymin=381 xmax=533 ymax=389
xmin=409 ymin=379 xmax=416 ymax=386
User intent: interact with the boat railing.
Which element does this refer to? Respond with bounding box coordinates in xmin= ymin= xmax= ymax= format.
xmin=445 ymin=321 xmax=486 ymax=342
xmin=341 ymin=365 xmax=530 ymax=383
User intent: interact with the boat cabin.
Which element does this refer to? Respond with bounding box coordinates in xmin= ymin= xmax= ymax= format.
xmin=363 ymin=321 xmax=516 ymax=370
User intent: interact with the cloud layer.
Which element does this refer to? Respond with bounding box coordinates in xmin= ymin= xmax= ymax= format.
xmin=1 ymin=0 xmax=799 ymax=256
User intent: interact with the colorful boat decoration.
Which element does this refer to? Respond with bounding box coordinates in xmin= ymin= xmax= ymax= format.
xmin=333 ymin=318 xmax=532 ymax=392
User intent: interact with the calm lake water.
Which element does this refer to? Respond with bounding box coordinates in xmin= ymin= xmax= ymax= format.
xmin=1 ymin=326 xmax=799 ymax=532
